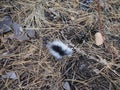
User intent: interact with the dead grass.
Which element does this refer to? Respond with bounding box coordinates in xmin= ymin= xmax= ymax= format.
xmin=0 ymin=0 xmax=120 ymax=90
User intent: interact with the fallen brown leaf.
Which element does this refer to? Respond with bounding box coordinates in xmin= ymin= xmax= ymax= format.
xmin=95 ymin=32 xmax=104 ymax=46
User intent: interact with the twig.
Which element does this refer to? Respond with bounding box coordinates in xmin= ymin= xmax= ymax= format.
xmin=96 ymin=0 xmax=117 ymax=58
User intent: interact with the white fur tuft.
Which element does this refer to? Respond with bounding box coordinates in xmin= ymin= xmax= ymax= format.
xmin=47 ymin=40 xmax=73 ymax=59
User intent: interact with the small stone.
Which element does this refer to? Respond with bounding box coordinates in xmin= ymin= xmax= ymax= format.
xmin=2 ymin=72 xmax=17 ymax=80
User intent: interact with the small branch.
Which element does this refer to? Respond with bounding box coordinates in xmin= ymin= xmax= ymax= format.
xmin=97 ymin=0 xmax=103 ymax=35
xmin=96 ymin=0 xmax=117 ymax=58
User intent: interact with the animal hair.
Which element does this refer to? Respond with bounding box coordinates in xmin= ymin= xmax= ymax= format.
xmin=51 ymin=45 xmax=66 ymax=56
xmin=47 ymin=40 xmax=73 ymax=59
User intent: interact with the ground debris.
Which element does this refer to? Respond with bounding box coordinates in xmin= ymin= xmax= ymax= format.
xmin=62 ymin=82 xmax=71 ymax=90
xmin=0 ymin=0 xmax=119 ymax=90
xmin=0 ymin=15 xmax=38 ymax=41
xmin=2 ymin=71 xmax=17 ymax=80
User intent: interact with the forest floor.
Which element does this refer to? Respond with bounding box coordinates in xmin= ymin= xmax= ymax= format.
xmin=0 ymin=0 xmax=120 ymax=90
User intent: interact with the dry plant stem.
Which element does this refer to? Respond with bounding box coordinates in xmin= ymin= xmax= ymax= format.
xmin=96 ymin=0 xmax=116 ymax=58
xmin=97 ymin=0 xmax=103 ymax=35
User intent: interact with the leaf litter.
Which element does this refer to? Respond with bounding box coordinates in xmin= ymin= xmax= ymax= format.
xmin=0 ymin=0 xmax=120 ymax=90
